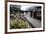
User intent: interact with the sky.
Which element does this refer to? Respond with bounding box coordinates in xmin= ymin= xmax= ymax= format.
xmin=20 ymin=6 xmax=31 ymax=11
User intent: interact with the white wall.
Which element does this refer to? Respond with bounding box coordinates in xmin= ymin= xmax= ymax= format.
xmin=0 ymin=0 xmax=46 ymax=34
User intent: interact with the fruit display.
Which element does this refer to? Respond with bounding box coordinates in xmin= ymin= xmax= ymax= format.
xmin=10 ymin=13 xmax=30 ymax=29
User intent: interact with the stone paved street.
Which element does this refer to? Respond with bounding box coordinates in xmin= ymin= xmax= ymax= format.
xmin=24 ymin=12 xmax=41 ymax=28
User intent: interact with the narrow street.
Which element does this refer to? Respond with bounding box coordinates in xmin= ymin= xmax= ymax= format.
xmin=24 ymin=12 xmax=41 ymax=28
